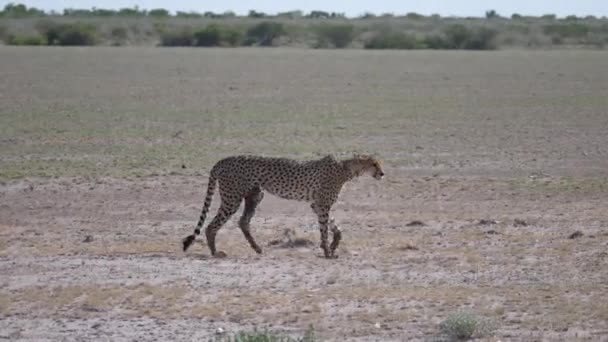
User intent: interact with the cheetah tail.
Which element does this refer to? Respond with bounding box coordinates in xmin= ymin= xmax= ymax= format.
xmin=182 ymin=171 xmax=218 ymax=252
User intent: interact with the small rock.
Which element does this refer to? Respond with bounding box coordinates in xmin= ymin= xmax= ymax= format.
xmin=569 ymin=231 xmax=583 ymax=239
xmin=514 ymin=219 xmax=528 ymax=227
xmin=83 ymin=235 xmax=94 ymax=243
xmin=406 ymin=220 xmax=426 ymax=227
xmin=400 ymin=244 xmax=419 ymax=251
xmin=485 ymin=230 xmax=499 ymax=235
xmin=374 ymin=322 xmax=381 ymax=329
xmin=215 ymin=327 xmax=225 ymax=335
xmin=478 ymin=219 xmax=499 ymax=225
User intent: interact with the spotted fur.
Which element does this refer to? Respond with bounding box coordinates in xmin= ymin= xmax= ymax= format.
xmin=182 ymin=154 xmax=384 ymax=258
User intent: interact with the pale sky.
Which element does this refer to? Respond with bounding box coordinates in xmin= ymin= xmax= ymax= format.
xmin=3 ymin=0 xmax=608 ymax=18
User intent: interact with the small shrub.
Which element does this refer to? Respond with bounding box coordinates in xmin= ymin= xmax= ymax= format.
xmin=192 ymin=24 xmax=243 ymax=47
xmin=541 ymin=14 xmax=557 ymax=20
xmin=245 ymin=22 xmax=284 ymax=46
xmin=36 ymin=21 xmax=96 ymax=46
xmin=421 ymin=35 xmax=447 ymax=49
xmin=485 ymin=10 xmax=500 ymax=19
xmin=442 ymin=24 xmax=472 ymax=48
xmin=442 ymin=25 xmax=497 ymax=50
xmin=213 ymin=325 xmax=315 ymax=342
xmin=465 ymin=27 xmax=497 ymax=49
xmin=365 ymin=29 xmax=418 ymax=49
xmin=222 ymin=27 xmax=244 ymax=46
xmin=0 ymin=24 xmax=7 ymax=42
xmin=314 ymin=23 xmax=354 ymax=48
xmin=175 ymin=11 xmax=202 ymax=18
xmin=193 ymin=24 xmax=222 ymax=46
xmin=439 ymin=311 xmax=496 ymax=340
xmin=406 ymin=12 xmax=425 ymax=19
xmin=543 ymin=23 xmax=590 ymax=38
xmin=148 ymin=8 xmax=170 ymax=18
xmin=159 ymin=28 xmax=193 ymax=46
xmin=551 ymin=35 xmax=564 ymax=45
xmin=6 ymin=34 xmax=46 ymax=45
xmin=110 ymin=26 xmax=128 ymax=45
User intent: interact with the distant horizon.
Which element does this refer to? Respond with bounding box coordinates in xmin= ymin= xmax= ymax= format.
xmin=3 ymin=1 xmax=608 ymax=18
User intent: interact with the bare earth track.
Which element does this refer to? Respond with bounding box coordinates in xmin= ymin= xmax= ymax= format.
xmin=1 ymin=47 xmax=607 ymax=341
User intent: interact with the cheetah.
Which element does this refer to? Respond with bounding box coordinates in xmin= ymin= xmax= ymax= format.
xmin=182 ymin=154 xmax=384 ymax=258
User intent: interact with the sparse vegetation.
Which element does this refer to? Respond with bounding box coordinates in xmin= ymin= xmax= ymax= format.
xmin=5 ymin=33 xmax=46 ymax=45
xmin=0 ymin=3 xmax=606 ymax=49
xmin=313 ymin=23 xmax=355 ymax=48
xmin=35 ymin=20 xmax=97 ymax=46
xmin=193 ymin=24 xmax=244 ymax=47
xmin=364 ymin=29 xmax=418 ymax=49
xmin=193 ymin=24 xmax=222 ymax=46
xmin=159 ymin=28 xmax=194 ymax=46
xmin=245 ymin=22 xmax=285 ymax=46
xmin=212 ymin=326 xmax=315 ymax=342
xmin=439 ymin=311 xmax=496 ymax=340
xmin=109 ymin=26 xmax=128 ymax=45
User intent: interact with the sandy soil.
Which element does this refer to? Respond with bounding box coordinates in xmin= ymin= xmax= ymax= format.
xmin=1 ymin=170 xmax=607 ymax=341
xmin=1 ymin=47 xmax=608 ymax=341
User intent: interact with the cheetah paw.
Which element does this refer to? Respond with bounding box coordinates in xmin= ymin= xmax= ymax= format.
xmin=214 ymin=251 xmax=228 ymax=258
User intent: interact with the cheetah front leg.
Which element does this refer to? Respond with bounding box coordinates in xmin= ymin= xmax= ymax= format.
xmin=239 ymin=188 xmax=264 ymax=254
xmin=311 ymin=203 xmax=334 ymax=258
xmin=328 ymin=218 xmax=341 ymax=258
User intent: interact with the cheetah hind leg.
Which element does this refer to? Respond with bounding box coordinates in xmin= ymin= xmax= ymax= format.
xmin=239 ymin=189 xmax=264 ymax=254
xmin=205 ymin=200 xmax=240 ymax=257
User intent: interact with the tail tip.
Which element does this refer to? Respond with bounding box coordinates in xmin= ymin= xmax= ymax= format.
xmin=182 ymin=235 xmax=195 ymax=252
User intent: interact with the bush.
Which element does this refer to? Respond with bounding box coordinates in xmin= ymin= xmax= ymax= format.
xmin=148 ymin=8 xmax=169 ymax=18
xmin=442 ymin=24 xmax=471 ymax=48
xmin=365 ymin=30 xmax=418 ymax=49
xmin=485 ymin=10 xmax=500 ymax=19
xmin=109 ymin=26 xmax=128 ymax=45
xmin=193 ymin=24 xmax=222 ymax=46
xmin=406 ymin=12 xmax=425 ymax=19
xmin=442 ymin=24 xmax=497 ymax=50
xmin=439 ymin=311 xmax=496 ymax=340
xmin=222 ymin=27 xmax=244 ymax=46
xmin=465 ymin=27 xmax=498 ymax=49
xmin=1 ymin=3 xmax=45 ymax=17
xmin=213 ymin=326 xmax=315 ymax=342
xmin=192 ymin=24 xmax=243 ymax=47
xmin=420 ymin=35 xmax=447 ymax=49
xmin=159 ymin=28 xmax=193 ymax=46
xmin=0 ymin=24 xmax=7 ymax=41
xmin=36 ymin=20 xmax=96 ymax=45
xmin=245 ymin=22 xmax=284 ymax=46
xmin=314 ymin=23 xmax=354 ymax=48
xmin=6 ymin=34 xmax=46 ymax=45
xmin=543 ymin=23 xmax=590 ymax=38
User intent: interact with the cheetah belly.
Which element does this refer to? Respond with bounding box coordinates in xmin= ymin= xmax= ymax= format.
xmin=262 ymin=179 xmax=316 ymax=202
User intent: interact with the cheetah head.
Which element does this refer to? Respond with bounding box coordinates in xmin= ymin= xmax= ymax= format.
xmin=351 ymin=154 xmax=384 ymax=180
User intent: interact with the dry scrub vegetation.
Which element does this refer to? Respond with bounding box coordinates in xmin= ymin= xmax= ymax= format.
xmin=1 ymin=4 xmax=608 ymax=49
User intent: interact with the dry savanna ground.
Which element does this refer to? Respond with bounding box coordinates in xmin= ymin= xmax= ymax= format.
xmin=1 ymin=47 xmax=608 ymax=341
